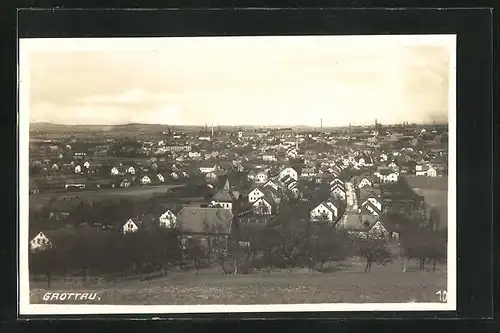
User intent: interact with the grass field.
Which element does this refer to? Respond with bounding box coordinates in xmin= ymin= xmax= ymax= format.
xmin=411 ymin=188 xmax=448 ymax=207
xmin=29 ymin=184 xmax=186 ymax=210
xmin=29 ymin=260 xmax=447 ymax=305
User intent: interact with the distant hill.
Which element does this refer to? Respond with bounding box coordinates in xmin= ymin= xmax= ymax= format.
xmin=29 ymin=122 xmax=448 ymax=133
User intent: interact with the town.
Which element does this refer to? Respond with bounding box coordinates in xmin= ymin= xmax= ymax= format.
xmin=28 ymin=119 xmax=449 ymax=304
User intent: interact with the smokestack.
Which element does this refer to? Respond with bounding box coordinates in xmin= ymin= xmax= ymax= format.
xmin=320 ymin=118 xmax=323 ymax=132
xmin=211 ymin=124 xmax=214 ymax=137
xmin=205 ymin=124 xmax=208 ymax=133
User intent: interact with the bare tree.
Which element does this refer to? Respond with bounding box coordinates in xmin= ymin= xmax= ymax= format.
xmin=356 ymin=238 xmax=392 ymax=273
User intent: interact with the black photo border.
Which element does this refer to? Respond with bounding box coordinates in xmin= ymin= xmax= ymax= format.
xmin=3 ymin=4 xmax=495 ymax=330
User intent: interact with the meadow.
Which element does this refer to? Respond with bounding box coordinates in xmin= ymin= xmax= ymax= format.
xmin=29 ymin=184 xmax=186 ymax=210
xmin=29 ymin=260 xmax=447 ymax=305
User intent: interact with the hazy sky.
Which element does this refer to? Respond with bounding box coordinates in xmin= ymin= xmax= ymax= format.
xmin=24 ymin=36 xmax=454 ymax=126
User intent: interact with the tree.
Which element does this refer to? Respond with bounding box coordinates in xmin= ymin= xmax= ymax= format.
xmin=267 ymin=219 xmax=310 ymax=270
xmin=356 ymin=238 xmax=392 ymax=273
xmin=307 ymin=225 xmax=352 ymax=271
xmin=203 ymin=218 xmax=232 ymax=274
xmin=399 ymin=226 xmax=446 ymax=272
xmin=148 ymin=226 xmax=182 ymax=276
xmin=29 ymin=245 xmax=57 ymax=289
xmin=185 ymin=236 xmax=206 ymax=275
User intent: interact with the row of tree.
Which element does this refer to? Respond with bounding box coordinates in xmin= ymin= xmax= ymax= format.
xmin=30 ymin=214 xmax=447 ymax=288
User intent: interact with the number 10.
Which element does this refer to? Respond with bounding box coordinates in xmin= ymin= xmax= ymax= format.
xmin=436 ymin=290 xmax=448 ymax=302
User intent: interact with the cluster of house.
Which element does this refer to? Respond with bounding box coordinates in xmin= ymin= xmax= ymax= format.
xmin=30 ymin=126 xmax=446 ymax=253
xmin=30 ymin=204 xmax=234 ymax=252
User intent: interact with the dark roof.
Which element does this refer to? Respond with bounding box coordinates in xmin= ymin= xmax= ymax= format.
xmin=212 ymin=188 xmax=236 ymax=202
xmin=254 ymin=195 xmax=278 ymax=209
xmin=177 ymin=207 xmax=233 ymax=234
xmin=361 ymin=200 xmax=382 ymax=215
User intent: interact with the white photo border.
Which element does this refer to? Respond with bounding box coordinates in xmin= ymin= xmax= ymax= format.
xmin=18 ymin=35 xmax=457 ymax=315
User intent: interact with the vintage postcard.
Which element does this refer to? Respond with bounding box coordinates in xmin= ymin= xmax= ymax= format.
xmin=18 ymin=35 xmax=456 ymax=315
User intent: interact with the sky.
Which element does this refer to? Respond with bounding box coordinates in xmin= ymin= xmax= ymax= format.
xmin=23 ymin=35 xmax=455 ymax=127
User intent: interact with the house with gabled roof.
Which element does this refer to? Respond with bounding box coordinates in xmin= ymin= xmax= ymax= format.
xmin=310 ymin=200 xmax=341 ymax=222
xmin=248 ymin=186 xmax=269 ymax=204
xmin=30 ymin=231 xmax=52 ymax=252
xmin=198 ymin=162 xmax=220 ymax=174
xmin=252 ymin=196 xmax=277 ymax=215
xmin=211 ymin=179 xmax=238 ymax=210
xmin=361 ymin=200 xmax=382 ymax=216
xmin=123 ymin=218 xmax=140 ymax=234
xmin=301 ymin=167 xmax=317 ymax=178
xmin=356 ymin=176 xmax=373 ymax=189
xmin=263 ymin=179 xmax=280 ymax=192
xmin=331 ymin=183 xmax=346 ymax=199
xmin=140 ymin=174 xmax=152 ymax=185
xmin=279 ymin=166 xmax=298 ymax=182
xmin=176 ymin=207 xmax=234 ymax=252
xmin=119 ymin=178 xmax=132 ymax=188
xmin=249 ymin=169 xmax=268 ymax=184
xmin=159 ymin=209 xmax=177 ymax=228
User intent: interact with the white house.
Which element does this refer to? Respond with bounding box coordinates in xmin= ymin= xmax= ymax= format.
xmin=263 ymin=179 xmax=280 ymax=192
xmin=279 ymin=167 xmax=298 ymax=182
xmin=262 ymin=155 xmax=277 ymax=162
xmin=111 ymin=166 xmax=120 ymax=176
xmin=248 ymin=187 xmax=267 ymax=203
xmin=120 ymin=178 xmax=131 ymax=188
xmin=330 ymin=178 xmax=344 ymax=187
xmin=301 ymin=167 xmax=317 ymax=178
xmin=254 ymin=171 xmax=268 ymax=184
xmin=375 ymin=171 xmax=399 ymax=183
xmin=387 ymin=161 xmax=398 ymax=170
xmin=310 ymin=201 xmax=339 ymax=222
xmin=252 ymin=197 xmax=274 ymax=215
xmin=362 ymin=197 xmax=382 ymax=212
xmin=157 ymin=173 xmax=165 ymax=182
xmin=83 ymin=161 xmax=90 ymax=169
xmin=74 ymin=165 xmax=82 ymax=173
xmin=427 ymin=166 xmax=437 ymax=177
xmin=140 ymin=175 xmax=152 ymax=185
xmin=367 ymin=220 xmax=392 ymax=239
xmin=199 ymin=164 xmax=219 ymax=174
xmin=379 ymin=153 xmax=388 ymax=162
xmin=127 ymin=166 xmax=136 ymax=175
xmin=362 ymin=200 xmax=382 ymax=215
xmin=357 ymin=177 xmax=372 ymax=189
xmin=30 ymin=232 xmax=51 ymax=252
xmin=123 ymin=218 xmax=139 ymax=234
xmin=159 ymin=210 xmax=177 ymax=228
xmin=171 ymin=172 xmax=179 ymax=180
xmin=188 ymin=151 xmax=202 ymax=159
xmin=331 ymin=185 xmax=346 ymax=198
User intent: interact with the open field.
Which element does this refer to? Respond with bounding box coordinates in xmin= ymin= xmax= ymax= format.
xmin=411 ymin=188 xmax=448 ymax=207
xmin=30 ymin=260 xmax=447 ymax=305
xmin=29 ymin=184 xmax=186 ymax=209
xmin=404 ymin=176 xmax=448 ymax=191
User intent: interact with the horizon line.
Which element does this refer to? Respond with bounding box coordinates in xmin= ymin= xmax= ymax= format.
xmin=29 ymin=121 xmax=449 ymax=128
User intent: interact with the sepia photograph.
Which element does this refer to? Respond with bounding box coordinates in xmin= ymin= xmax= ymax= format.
xmin=18 ymin=35 xmax=456 ymax=314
